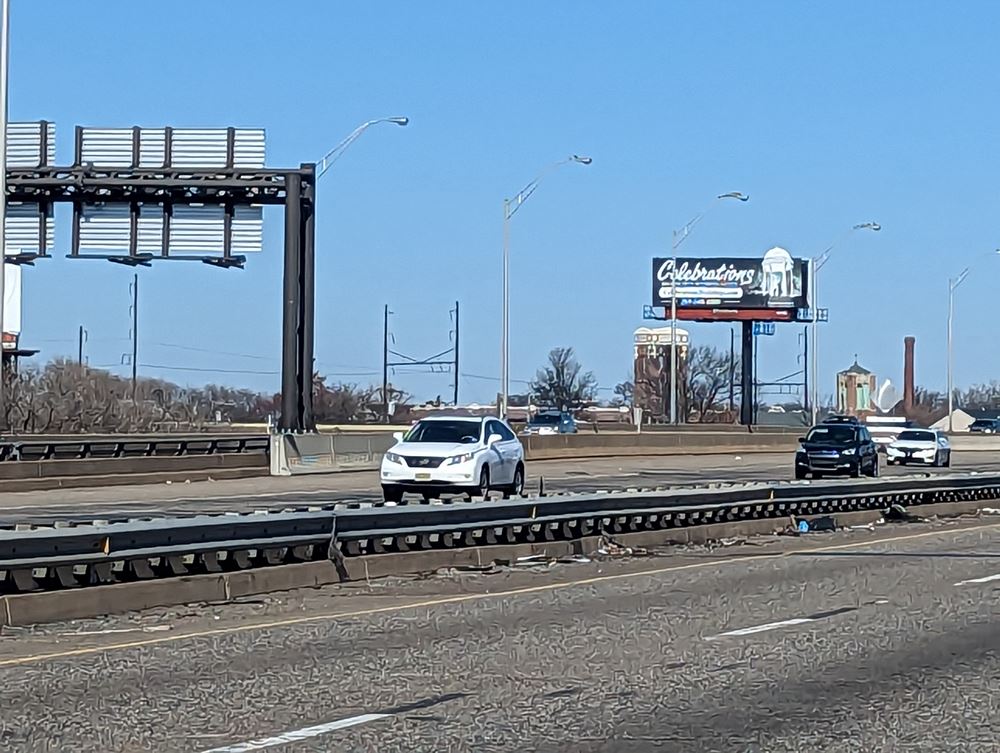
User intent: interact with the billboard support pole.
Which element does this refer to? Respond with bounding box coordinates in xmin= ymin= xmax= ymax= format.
xmin=280 ymin=172 xmax=302 ymax=432
xmin=299 ymin=164 xmax=316 ymax=432
xmin=810 ymin=258 xmax=819 ymax=425
xmin=740 ymin=321 xmax=754 ymax=426
xmin=669 ymin=239 xmax=677 ymax=424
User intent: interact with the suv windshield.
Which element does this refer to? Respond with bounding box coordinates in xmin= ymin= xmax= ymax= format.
xmin=897 ymin=430 xmax=935 ymax=442
xmin=805 ymin=426 xmax=858 ymax=444
xmin=530 ymin=413 xmax=561 ymax=425
xmin=404 ymin=420 xmax=481 ymax=444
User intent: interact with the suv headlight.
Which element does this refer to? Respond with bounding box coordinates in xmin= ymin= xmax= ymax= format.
xmin=447 ymin=452 xmax=476 ymax=465
xmin=842 ymin=447 xmax=857 ymax=456
xmin=385 ymin=452 xmax=403 ymax=464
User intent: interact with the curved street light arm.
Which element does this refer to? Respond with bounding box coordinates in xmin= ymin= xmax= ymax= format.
xmin=316 ymin=116 xmax=409 ymax=179
xmin=672 ymin=192 xmax=749 ymax=251
xmin=505 ymin=155 xmax=591 ymax=221
xmin=815 ymin=221 xmax=881 ymax=271
xmin=952 ymin=248 xmax=1000 ymax=291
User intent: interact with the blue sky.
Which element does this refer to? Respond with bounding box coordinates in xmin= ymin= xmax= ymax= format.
xmin=9 ymin=1 xmax=1000 ymax=403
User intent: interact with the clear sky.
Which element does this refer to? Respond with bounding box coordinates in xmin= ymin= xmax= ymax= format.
xmin=9 ymin=1 xmax=1000 ymax=404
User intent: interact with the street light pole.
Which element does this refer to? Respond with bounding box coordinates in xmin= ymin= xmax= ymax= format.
xmin=946 ymin=249 xmax=999 ymax=432
xmin=0 ymin=0 xmax=10 ymax=430
xmin=809 ymin=221 xmax=880 ymax=426
xmin=501 ymin=197 xmax=510 ymax=417
xmin=668 ymin=192 xmax=749 ymax=425
xmin=499 ymin=154 xmax=592 ymax=418
xmin=947 ymin=274 xmax=960 ymax=433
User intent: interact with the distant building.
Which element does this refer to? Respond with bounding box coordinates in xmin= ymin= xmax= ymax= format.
xmin=836 ymin=358 xmax=877 ymax=416
xmin=633 ymin=326 xmax=689 ymax=421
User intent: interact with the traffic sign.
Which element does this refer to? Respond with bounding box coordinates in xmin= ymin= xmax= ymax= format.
xmin=642 ymin=305 xmax=665 ymax=320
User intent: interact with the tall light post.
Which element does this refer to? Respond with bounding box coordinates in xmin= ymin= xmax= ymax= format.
xmin=0 ymin=0 xmax=10 ymax=429
xmin=316 ymin=116 xmax=408 ymax=178
xmin=311 ymin=115 xmax=407 ymax=422
xmin=500 ymin=154 xmax=591 ymax=418
xmin=668 ymin=192 xmax=749 ymax=424
xmin=947 ymin=249 xmax=1000 ymax=432
xmin=809 ymin=221 xmax=880 ymax=426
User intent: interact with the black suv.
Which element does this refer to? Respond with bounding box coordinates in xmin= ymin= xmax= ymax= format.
xmin=822 ymin=414 xmax=860 ymax=425
xmin=795 ymin=423 xmax=879 ymax=479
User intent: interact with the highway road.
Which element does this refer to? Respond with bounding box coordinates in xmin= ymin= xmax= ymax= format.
xmin=2 ymin=450 xmax=1000 ymax=524
xmin=2 ymin=514 xmax=1000 ymax=750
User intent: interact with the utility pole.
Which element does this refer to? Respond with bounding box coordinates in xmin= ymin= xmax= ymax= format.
xmin=802 ymin=325 xmax=809 ymax=413
xmin=453 ymin=300 xmax=460 ymax=406
xmin=77 ymin=325 xmax=87 ymax=366
xmin=130 ymin=274 xmax=138 ymax=403
xmin=382 ymin=303 xmax=389 ymax=423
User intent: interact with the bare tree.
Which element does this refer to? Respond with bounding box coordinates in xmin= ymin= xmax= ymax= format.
xmin=685 ymin=346 xmax=735 ymax=422
xmin=610 ymin=379 xmax=634 ymax=407
xmin=957 ymin=382 xmax=1000 ymax=412
xmin=529 ymin=347 xmax=598 ymax=410
xmin=0 ymin=360 xmax=386 ymax=433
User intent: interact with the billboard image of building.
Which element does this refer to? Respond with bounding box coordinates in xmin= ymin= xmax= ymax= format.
xmin=652 ymin=248 xmax=810 ymax=321
xmin=633 ymin=326 xmax=689 ymax=421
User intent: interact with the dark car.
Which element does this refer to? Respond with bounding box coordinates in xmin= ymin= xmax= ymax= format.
xmin=795 ymin=423 xmax=879 ymax=479
xmin=521 ymin=410 xmax=578 ymax=436
xmin=969 ymin=418 xmax=1000 ymax=434
xmin=822 ymin=414 xmax=860 ymax=425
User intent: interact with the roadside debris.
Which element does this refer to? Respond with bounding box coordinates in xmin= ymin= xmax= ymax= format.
xmin=883 ymin=504 xmax=927 ymax=523
xmin=593 ymin=535 xmax=648 ymax=558
xmin=787 ymin=515 xmax=839 ymax=534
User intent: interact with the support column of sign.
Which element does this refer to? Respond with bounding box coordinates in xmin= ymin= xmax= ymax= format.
xmin=299 ymin=164 xmax=316 ymax=432
xmin=280 ymin=173 xmax=303 ymax=432
xmin=740 ymin=321 xmax=754 ymax=426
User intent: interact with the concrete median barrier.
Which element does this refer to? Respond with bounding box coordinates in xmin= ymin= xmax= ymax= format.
xmin=270 ymin=433 xmax=396 ymax=475
xmin=0 ymin=453 xmax=268 ymax=492
xmin=521 ymin=431 xmax=799 ymax=460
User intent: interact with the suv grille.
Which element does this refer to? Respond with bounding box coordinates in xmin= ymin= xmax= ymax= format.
xmin=403 ymin=456 xmax=445 ymax=469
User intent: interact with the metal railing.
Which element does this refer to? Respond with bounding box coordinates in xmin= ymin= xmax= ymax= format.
xmin=0 ymin=435 xmax=269 ymax=462
xmin=1 ymin=472 xmax=998 ymax=593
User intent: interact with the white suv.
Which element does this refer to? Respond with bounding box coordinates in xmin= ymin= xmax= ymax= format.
xmin=379 ymin=415 xmax=526 ymax=502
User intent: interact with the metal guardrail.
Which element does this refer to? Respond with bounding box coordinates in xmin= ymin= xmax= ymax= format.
xmin=1 ymin=472 xmax=999 ymax=593
xmin=0 ymin=435 xmax=269 ymax=462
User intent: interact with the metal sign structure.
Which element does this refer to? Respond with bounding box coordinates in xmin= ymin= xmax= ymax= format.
xmin=72 ymin=127 xmax=265 ymax=263
xmin=652 ymin=249 xmax=810 ymax=322
xmin=4 ymin=121 xmax=318 ymax=431
xmin=648 ymin=248 xmax=813 ymax=427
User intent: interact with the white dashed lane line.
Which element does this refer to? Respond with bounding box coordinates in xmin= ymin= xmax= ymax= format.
xmin=954 ymin=572 xmax=1000 ymax=586
xmin=198 ymin=713 xmax=391 ymax=752
xmin=704 ymin=606 xmax=861 ymax=641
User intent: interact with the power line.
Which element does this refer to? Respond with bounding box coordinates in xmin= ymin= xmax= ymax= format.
xmin=139 ymin=363 xmax=279 ymax=376
xmin=151 ymin=342 xmax=274 ymax=361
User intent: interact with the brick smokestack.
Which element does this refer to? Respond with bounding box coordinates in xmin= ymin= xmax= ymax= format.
xmin=903 ymin=336 xmax=915 ymax=413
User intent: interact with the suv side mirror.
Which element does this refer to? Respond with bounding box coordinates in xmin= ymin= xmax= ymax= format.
xmin=797 ymin=437 xmax=806 ymax=443
xmin=392 ymin=431 xmax=403 ymax=442
xmin=488 ymin=433 xmax=503 ymax=445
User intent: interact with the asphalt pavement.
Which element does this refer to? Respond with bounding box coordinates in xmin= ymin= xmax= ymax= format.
xmin=3 ymin=450 xmax=1000 ymax=525
xmin=2 ymin=514 xmax=1000 ymax=751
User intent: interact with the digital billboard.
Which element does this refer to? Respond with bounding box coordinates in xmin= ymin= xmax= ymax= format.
xmin=652 ymin=247 xmax=810 ymax=321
